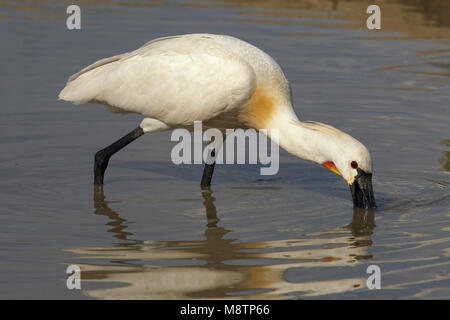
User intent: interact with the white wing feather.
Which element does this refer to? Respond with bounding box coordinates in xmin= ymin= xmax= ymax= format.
xmin=59 ymin=35 xmax=256 ymax=126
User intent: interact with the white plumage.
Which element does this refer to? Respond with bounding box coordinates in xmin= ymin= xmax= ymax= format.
xmin=59 ymin=33 xmax=376 ymax=208
xmin=59 ymin=34 xmax=290 ymax=129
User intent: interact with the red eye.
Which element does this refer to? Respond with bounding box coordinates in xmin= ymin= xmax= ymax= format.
xmin=351 ymin=161 xmax=358 ymax=169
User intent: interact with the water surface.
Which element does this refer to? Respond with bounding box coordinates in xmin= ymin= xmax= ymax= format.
xmin=0 ymin=0 xmax=449 ymax=299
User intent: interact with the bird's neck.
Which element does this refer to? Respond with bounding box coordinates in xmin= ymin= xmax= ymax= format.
xmin=266 ymin=111 xmax=337 ymax=165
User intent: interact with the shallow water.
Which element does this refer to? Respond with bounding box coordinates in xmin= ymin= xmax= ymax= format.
xmin=0 ymin=0 xmax=449 ymax=299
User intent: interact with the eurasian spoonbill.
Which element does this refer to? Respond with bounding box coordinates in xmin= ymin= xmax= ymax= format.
xmin=59 ymin=34 xmax=376 ymax=209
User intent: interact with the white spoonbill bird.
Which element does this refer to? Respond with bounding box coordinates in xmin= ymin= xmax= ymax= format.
xmin=59 ymin=34 xmax=376 ymax=209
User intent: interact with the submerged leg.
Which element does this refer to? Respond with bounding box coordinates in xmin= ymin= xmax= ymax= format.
xmin=94 ymin=126 xmax=145 ymax=185
xmin=201 ymin=149 xmax=216 ymax=188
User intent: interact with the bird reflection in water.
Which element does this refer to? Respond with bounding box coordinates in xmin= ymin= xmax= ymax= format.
xmin=67 ymin=186 xmax=376 ymax=299
xmin=93 ymin=186 xmax=135 ymax=243
xmin=440 ymin=139 xmax=450 ymax=172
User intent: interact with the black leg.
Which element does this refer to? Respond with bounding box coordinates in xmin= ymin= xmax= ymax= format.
xmin=201 ymin=149 xmax=216 ymax=188
xmin=94 ymin=126 xmax=144 ymax=185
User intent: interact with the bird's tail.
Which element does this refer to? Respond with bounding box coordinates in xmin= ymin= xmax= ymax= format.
xmin=58 ymin=53 xmax=125 ymax=104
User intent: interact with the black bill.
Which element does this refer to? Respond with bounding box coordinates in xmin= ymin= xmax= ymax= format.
xmin=350 ymin=168 xmax=377 ymax=209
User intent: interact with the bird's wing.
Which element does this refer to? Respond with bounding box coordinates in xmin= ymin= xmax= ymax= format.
xmin=59 ymin=35 xmax=256 ymax=126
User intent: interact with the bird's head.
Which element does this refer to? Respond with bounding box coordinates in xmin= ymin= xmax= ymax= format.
xmin=320 ymin=128 xmax=376 ymax=209
xmin=294 ymin=121 xmax=377 ymax=209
